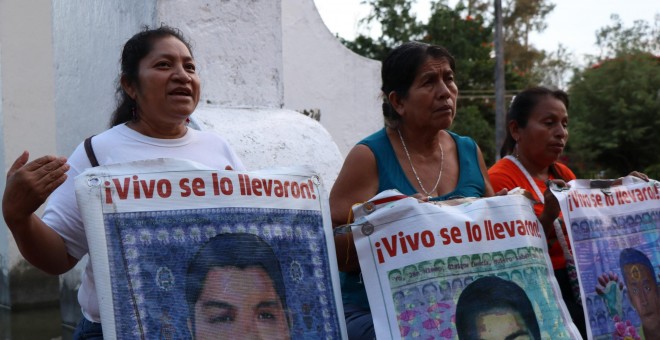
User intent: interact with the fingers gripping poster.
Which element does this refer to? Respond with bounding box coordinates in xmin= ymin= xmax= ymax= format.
xmin=553 ymin=178 xmax=660 ymax=340
xmin=75 ymin=159 xmax=346 ymax=339
xmin=351 ymin=190 xmax=581 ymax=340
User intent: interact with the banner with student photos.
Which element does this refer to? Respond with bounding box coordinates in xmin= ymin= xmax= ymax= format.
xmin=75 ymin=159 xmax=346 ymax=339
xmin=553 ymin=177 xmax=660 ymax=340
xmin=352 ymin=190 xmax=582 ymax=340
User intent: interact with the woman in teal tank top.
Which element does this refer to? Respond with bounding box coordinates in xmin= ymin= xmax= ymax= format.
xmin=330 ymin=42 xmax=496 ymax=339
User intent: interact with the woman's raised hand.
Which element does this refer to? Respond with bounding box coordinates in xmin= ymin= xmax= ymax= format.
xmin=2 ymin=151 xmax=69 ymax=226
xmin=612 ymin=171 xmax=650 ymax=186
xmin=537 ymin=179 xmax=568 ymax=238
xmin=542 ymin=179 xmax=568 ymax=217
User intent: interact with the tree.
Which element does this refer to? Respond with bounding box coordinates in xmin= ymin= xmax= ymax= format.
xmin=458 ymin=0 xmax=490 ymax=19
xmin=341 ymin=0 xmax=556 ymax=164
xmin=503 ymin=0 xmax=555 ymax=49
xmin=425 ymin=1 xmax=493 ymax=90
xmin=568 ymin=54 xmax=660 ymax=178
xmin=567 ymin=15 xmax=660 ymax=178
xmin=536 ymin=44 xmax=576 ymax=90
xmin=594 ymin=14 xmax=660 ymax=60
xmin=343 ymin=0 xmax=555 ymax=86
xmin=341 ymin=0 xmax=425 ymax=61
xmin=422 ymin=2 xmax=498 ymax=160
xmin=501 ymin=0 xmax=555 ymax=85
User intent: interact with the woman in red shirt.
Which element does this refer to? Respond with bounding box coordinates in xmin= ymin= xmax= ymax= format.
xmin=488 ymin=87 xmax=649 ymax=338
xmin=488 ymin=87 xmax=584 ymax=336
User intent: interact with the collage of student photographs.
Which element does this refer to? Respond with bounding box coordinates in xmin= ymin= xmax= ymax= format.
xmin=1 ymin=1 xmax=658 ymax=339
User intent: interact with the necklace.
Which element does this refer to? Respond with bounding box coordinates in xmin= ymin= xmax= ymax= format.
xmin=397 ymin=128 xmax=444 ymax=198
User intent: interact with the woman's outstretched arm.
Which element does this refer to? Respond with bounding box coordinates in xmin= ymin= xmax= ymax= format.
xmin=2 ymin=151 xmax=78 ymax=275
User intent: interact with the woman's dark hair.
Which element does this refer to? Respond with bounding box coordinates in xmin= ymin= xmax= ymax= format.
xmin=185 ymin=233 xmax=289 ymax=332
xmin=500 ymin=86 xmax=569 ymax=158
xmin=456 ymin=276 xmax=540 ymax=340
xmin=110 ymin=25 xmax=193 ymax=127
xmin=381 ymin=41 xmax=456 ymax=127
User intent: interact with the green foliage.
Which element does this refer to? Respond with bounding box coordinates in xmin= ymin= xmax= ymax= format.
xmin=502 ymin=0 xmax=555 ymax=84
xmin=451 ymin=105 xmax=496 ymax=165
xmin=337 ymin=0 xmax=660 ymax=178
xmin=342 ymin=0 xmax=425 ymax=61
xmin=595 ymin=14 xmax=660 ymax=60
xmin=503 ymin=0 xmax=555 ymax=36
xmin=341 ymin=0 xmax=554 ymax=162
xmin=423 ymin=3 xmax=506 ymax=164
xmin=535 ymin=44 xmax=577 ymax=90
xmin=568 ymin=15 xmax=660 ymax=178
xmin=425 ymin=2 xmax=493 ymax=90
xmin=567 ymin=53 xmax=660 ymax=178
xmin=342 ymin=0 xmax=553 ymax=91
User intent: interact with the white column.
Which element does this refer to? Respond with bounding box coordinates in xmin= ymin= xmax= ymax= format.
xmin=282 ymin=0 xmax=383 ymax=156
xmin=157 ymin=0 xmax=284 ymax=108
xmin=0 ymin=0 xmax=60 ymax=309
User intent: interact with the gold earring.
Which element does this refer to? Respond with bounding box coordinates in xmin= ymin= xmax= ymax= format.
xmin=514 ymin=144 xmax=520 ymax=158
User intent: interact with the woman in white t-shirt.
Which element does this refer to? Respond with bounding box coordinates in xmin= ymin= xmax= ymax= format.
xmin=2 ymin=26 xmax=244 ymax=339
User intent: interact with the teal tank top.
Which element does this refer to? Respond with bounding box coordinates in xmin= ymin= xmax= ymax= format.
xmin=341 ymin=128 xmax=486 ymax=310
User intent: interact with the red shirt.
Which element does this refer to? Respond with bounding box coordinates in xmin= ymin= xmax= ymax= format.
xmin=488 ymin=157 xmax=576 ymax=269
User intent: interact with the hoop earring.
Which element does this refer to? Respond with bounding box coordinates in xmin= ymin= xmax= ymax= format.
xmin=132 ymin=106 xmax=138 ymax=121
xmin=514 ymin=143 xmax=520 ymax=159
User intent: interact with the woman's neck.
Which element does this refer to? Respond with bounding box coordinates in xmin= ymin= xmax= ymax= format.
xmin=393 ymin=125 xmax=443 ymax=155
xmin=127 ymin=120 xmax=187 ymax=139
xmin=515 ymin=152 xmax=551 ymax=181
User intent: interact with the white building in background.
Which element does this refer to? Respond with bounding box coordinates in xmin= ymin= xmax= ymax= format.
xmin=0 ymin=0 xmax=381 ymax=331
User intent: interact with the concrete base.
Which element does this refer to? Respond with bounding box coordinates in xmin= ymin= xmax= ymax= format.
xmin=0 ymin=265 xmax=8 ymax=308
xmin=192 ymin=107 xmax=343 ymax=190
xmin=3 ymin=260 xmax=60 ymax=310
xmin=0 ymin=306 xmax=63 ymax=339
xmin=58 ymin=259 xmax=86 ymax=330
xmin=0 ymin=247 xmax=67 ymax=338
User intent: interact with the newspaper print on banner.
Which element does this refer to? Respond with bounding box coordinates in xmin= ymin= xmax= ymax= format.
xmin=552 ymin=178 xmax=660 ymax=340
xmin=75 ymin=159 xmax=346 ymax=339
xmin=351 ymin=190 xmax=581 ymax=340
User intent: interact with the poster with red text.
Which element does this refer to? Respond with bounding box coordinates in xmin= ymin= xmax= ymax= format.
xmin=75 ymin=158 xmax=346 ymax=339
xmin=351 ymin=190 xmax=581 ymax=340
xmin=553 ymin=177 xmax=660 ymax=340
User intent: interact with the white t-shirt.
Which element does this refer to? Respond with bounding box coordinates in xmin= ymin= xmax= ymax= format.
xmin=42 ymin=123 xmax=245 ymax=322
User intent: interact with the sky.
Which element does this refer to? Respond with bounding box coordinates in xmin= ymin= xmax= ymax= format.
xmin=313 ymin=0 xmax=658 ymax=65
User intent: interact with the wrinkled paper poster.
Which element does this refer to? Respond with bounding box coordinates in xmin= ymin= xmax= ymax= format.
xmin=553 ymin=178 xmax=660 ymax=340
xmin=75 ymin=159 xmax=346 ymax=339
xmin=352 ymin=190 xmax=581 ymax=340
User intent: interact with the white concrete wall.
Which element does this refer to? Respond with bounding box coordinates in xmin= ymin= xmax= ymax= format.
xmin=160 ymin=0 xmax=342 ymax=187
xmin=48 ymin=1 xmax=159 ymax=324
xmin=52 ymin=0 xmax=158 ymax=154
xmin=282 ymin=0 xmax=383 ymax=156
xmin=0 ymin=28 xmax=6 ymax=307
xmin=0 ymin=0 xmax=61 ymax=308
xmin=0 ymin=0 xmax=373 ymax=315
xmin=192 ymin=108 xmax=342 ymax=190
xmin=0 ymin=0 xmax=57 ymax=163
xmin=158 ymin=0 xmax=284 ymax=108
